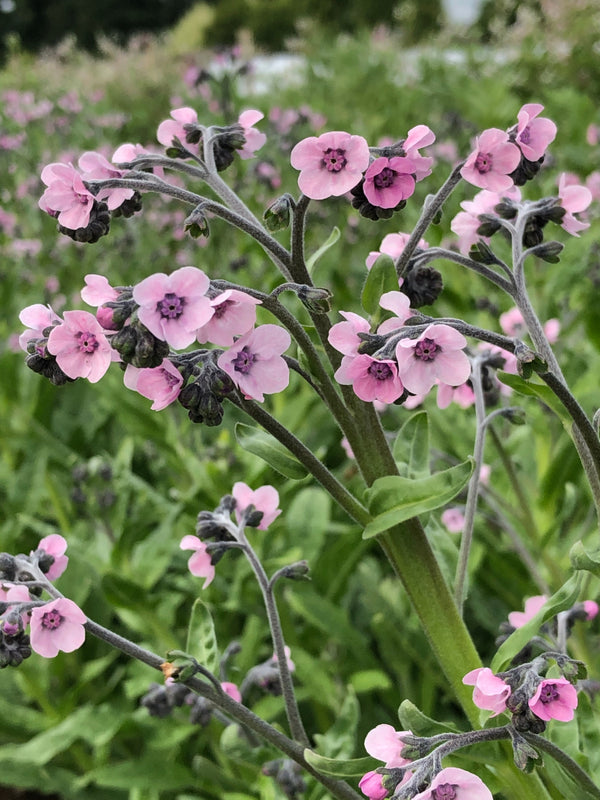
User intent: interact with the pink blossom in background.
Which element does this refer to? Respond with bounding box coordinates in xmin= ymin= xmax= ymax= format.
xmin=437 ymin=380 xmax=475 ymax=410
xmin=133 ymin=266 xmax=213 ymax=349
xmin=123 ymin=360 xmax=184 ymax=411
xmin=336 ymin=354 xmax=405 ymax=404
xmin=272 ymin=644 xmax=295 ymax=672
xmin=364 ymin=723 xmax=412 ymax=768
xmin=557 ymin=173 xmax=592 ymax=235
xmin=18 ymin=303 xmax=60 ymax=351
xmin=81 ymin=274 xmax=120 ymax=307
xmin=451 ymin=186 xmax=521 ymax=255
xmin=513 ymin=104 xmax=557 ymax=161
xmin=0 ymin=207 xmax=17 ymax=236
xmin=363 ymin=157 xmax=415 ymax=208
xmin=237 ymin=109 xmax=267 ymax=159
xmin=583 ymin=600 xmax=599 ymax=620
xmin=217 ymin=324 xmax=291 ymax=402
xmin=78 ymin=151 xmax=134 ymax=210
xmin=328 ymin=311 xmax=370 ymax=355
xmin=377 ymin=291 xmax=412 ymax=335
xmin=395 ymin=324 xmax=471 ymax=395
xmin=402 ymin=124 xmax=436 ymax=180
xmin=499 ymin=307 xmax=526 ymax=337
xmin=341 ymin=437 xmax=355 ymax=460
xmin=412 ymin=767 xmax=493 ymax=800
xmin=10 ymin=239 xmax=43 ymax=258
xmin=587 ymin=124 xmax=600 ymax=146
xmin=441 ymin=508 xmax=465 ymax=534
xmin=179 ymin=535 xmax=215 ymax=588
xmin=112 ymin=142 xmax=154 ymax=165
xmin=30 ymin=598 xmax=86 ymax=658
xmin=366 ymin=231 xmax=428 ymax=270
xmin=195 ymin=289 xmax=261 ymax=346
xmin=1 ymin=584 xmax=32 ymax=631
xmin=479 ymin=464 xmax=491 ymax=485
xmin=156 ymin=107 xmax=199 ymax=152
xmin=529 ymin=677 xmax=578 ymax=722
xmin=359 ymin=771 xmax=388 ymax=800
xmin=47 ymin=310 xmax=112 ymax=382
xmin=232 ymin=482 xmax=281 ymax=530
xmin=290 ymin=131 xmax=370 ymax=199
xmin=221 ymin=682 xmax=242 ymax=702
xmin=39 ymin=162 xmax=95 ymax=229
xmin=460 ymin=129 xmax=521 ymax=191
xmin=508 ymin=595 xmax=548 ymax=628
xmin=586 ymin=171 xmax=600 ymax=202
xmin=35 ymin=534 xmax=69 ymax=580
xmin=463 ymin=667 xmax=511 ymax=716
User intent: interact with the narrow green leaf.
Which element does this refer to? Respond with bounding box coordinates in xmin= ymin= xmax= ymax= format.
xmin=303 ymin=751 xmax=378 ymax=778
xmin=313 ymin=689 xmax=359 ymax=759
xmin=398 ymin=700 xmax=459 ymax=736
xmin=392 ymin=411 xmax=430 ymax=477
xmin=497 ymin=371 xmax=570 ymax=424
xmin=570 ymin=541 xmax=600 ymax=578
xmin=363 ymin=460 xmax=473 ymax=539
xmin=185 ymin=598 xmax=219 ymax=674
xmin=491 ymin=574 xmax=582 ymax=672
xmin=235 ymin=423 xmax=308 ymax=479
xmin=306 ymin=226 xmax=340 ymax=273
xmin=361 ymin=254 xmax=399 ymax=315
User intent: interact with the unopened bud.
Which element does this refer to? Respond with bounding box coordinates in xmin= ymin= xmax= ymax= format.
xmin=296 ymin=285 xmax=332 ymax=313
xmin=526 ymin=240 xmax=564 ymax=264
xmin=514 ymin=341 xmax=547 ymax=379
xmin=184 ymin=206 xmax=210 ymax=239
xmin=501 ymin=407 xmax=527 ymax=425
xmin=264 ymin=195 xmax=293 ymax=232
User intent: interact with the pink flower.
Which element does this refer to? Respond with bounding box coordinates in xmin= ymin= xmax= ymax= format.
xmin=335 ymin=354 xmax=404 ymax=404
xmin=460 ymin=129 xmax=521 ymax=191
xmin=364 ymin=723 xmax=412 ymax=768
xmin=583 ymin=600 xmax=599 ymax=620
xmin=179 ymin=535 xmax=215 ymax=588
xmin=437 ymin=381 xmax=475 ymax=410
xmin=39 ymin=162 xmax=95 ymax=229
xmin=558 ymin=173 xmax=592 ymax=236
xmin=133 ymin=266 xmax=213 ymax=349
xmin=441 ymin=508 xmax=465 ymax=534
xmin=195 ymin=289 xmax=261 ymax=346
xmin=587 ymin=124 xmax=600 ymax=146
xmin=377 ymin=291 xmax=412 ymax=335
xmin=359 ymin=772 xmax=388 ymax=800
xmin=463 ymin=667 xmax=511 ymax=716
xmin=30 ymin=598 xmax=86 ymax=658
xmin=514 ymin=104 xmax=557 ymax=162
xmin=221 ymin=681 xmax=242 ymax=702
xmin=366 ymin=232 xmax=428 ymax=270
xmin=451 ymin=186 xmax=521 ymax=255
xmin=112 ymin=142 xmax=150 ymax=163
xmin=402 ymin=124 xmax=436 ymax=180
xmin=238 ymin=110 xmax=267 ymax=159
xmin=157 ymin=107 xmax=199 ymax=151
xmin=47 ymin=310 xmax=112 ymax=382
xmin=328 ymin=311 xmax=370 ymax=355
xmin=529 ymin=677 xmax=578 ymax=722
xmin=363 ymin=157 xmax=415 ymax=209
xmin=586 ymin=171 xmax=600 ymax=202
xmin=78 ymin=150 xmax=134 ymax=210
xmin=217 ymin=324 xmax=291 ymax=402
xmin=80 ymin=274 xmax=120 ymax=307
xmin=395 ymin=324 xmax=471 ymax=395
xmin=508 ymin=595 xmax=548 ymax=628
xmin=272 ymin=644 xmax=295 ymax=672
xmin=123 ymin=360 xmax=183 ymax=410
xmin=35 ymin=534 xmax=68 ymax=580
xmin=232 ymin=482 xmax=281 ymax=530
xmin=290 ymin=131 xmax=370 ymax=200
xmin=18 ymin=303 xmax=60 ymax=351
xmin=412 ymin=767 xmax=493 ymax=800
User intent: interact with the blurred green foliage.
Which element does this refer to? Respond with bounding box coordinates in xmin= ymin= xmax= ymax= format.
xmin=1 ymin=14 xmax=600 ymax=800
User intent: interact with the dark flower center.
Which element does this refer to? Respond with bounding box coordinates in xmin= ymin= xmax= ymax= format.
xmin=373 ymin=167 xmax=397 ymax=189
xmin=368 ymin=361 xmax=393 ymax=381
xmin=414 ymin=337 xmax=441 ymax=361
xmin=474 ymin=152 xmax=493 ymax=174
xmin=160 ymin=368 xmax=181 ymax=389
xmin=519 ymin=126 xmax=531 ymax=145
xmin=76 ymin=331 xmax=99 ymax=353
xmin=213 ymin=299 xmax=235 ymax=319
xmin=41 ymin=610 xmax=63 ymax=630
xmin=157 ymin=293 xmax=185 ymax=319
xmin=432 ymin=785 xmax=457 ymax=800
xmin=322 ymin=148 xmax=347 ymax=173
xmin=232 ymin=346 xmax=257 ymax=375
xmin=539 ymin=684 xmax=560 ymax=704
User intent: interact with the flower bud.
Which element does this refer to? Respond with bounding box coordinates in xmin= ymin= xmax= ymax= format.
xmin=402 ymin=266 xmax=443 ymax=307
xmin=184 ymin=207 xmax=210 ymax=239
xmin=264 ymin=195 xmax=293 ymax=232
xmin=58 ymin=200 xmax=110 ymax=244
xmin=296 ymin=285 xmax=332 ymax=313
xmin=0 ymin=553 xmax=16 ymax=581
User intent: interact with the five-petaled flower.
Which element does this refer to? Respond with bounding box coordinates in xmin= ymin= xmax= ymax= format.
xmin=47 ymin=310 xmax=113 ymax=382
xmin=196 ymin=289 xmax=261 ymax=347
xmin=557 ymin=173 xmax=592 ymax=236
xmin=460 ymin=129 xmax=521 ymax=191
xmin=395 ymin=324 xmax=471 ymax=396
xmin=232 ymin=482 xmax=281 ymax=530
xmin=124 ymin=359 xmax=184 ymax=411
xmin=411 ymin=767 xmax=493 ymax=800
xmin=157 ymin=106 xmax=200 ymax=152
xmin=39 ymin=162 xmax=96 ymax=230
xmin=290 ymin=131 xmax=370 ymax=200
xmin=529 ymin=676 xmax=578 ymax=722
xmin=462 ymin=667 xmax=511 ymax=716
xmin=237 ymin=110 xmax=267 ymax=159
xmin=513 ymin=104 xmax=557 ymax=162
xmin=335 ymin=354 xmax=404 ymax=404
xmin=217 ymin=324 xmax=291 ymax=402
xmin=133 ymin=266 xmax=214 ymax=350
xmin=363 ymin=157 xmax=416 ymax=209
xmin=35 ymin=534 xmax=69 ymax=581
xmin=30 ymin=598 xmax=86 ymax=658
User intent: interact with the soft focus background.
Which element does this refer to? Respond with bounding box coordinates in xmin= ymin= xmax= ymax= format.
xmin=1 ymin=2 xmax=600 ymax=799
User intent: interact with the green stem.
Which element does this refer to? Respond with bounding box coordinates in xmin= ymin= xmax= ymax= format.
xmin=524 ymin=733 xmax=600 ymax=799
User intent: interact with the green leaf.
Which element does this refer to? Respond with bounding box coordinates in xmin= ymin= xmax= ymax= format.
xmin=185 ymin=598 xmax=219 ymax=674
xmin=361 ymin=254 xmax=399 ymax=315
xmin=392 ymin=411 xmax=430 ymax=477
xmin=570 ymin=541 xmax=600 ymax=577
xmin=349 ymin=669 xmax=392 ymax=693
xmin=397 ymin=699 xmax=459 ymax=736
xmin=85 ymin=756 xmax=195 ymax=791
xmin=491 ymin=574 xmax=582 ymax=672
xmin=313 ymin=688 xmax=359 ymax=759
xmin=363 ymin=459 xmax=473 ymax=539
xmin=303 ymin=751 xmax=378 ymax=778
xmin=234 ymin=423 xmax=308 ymax=479
xmin=286 ymin=488 xmax=331 ymax=562
xmin=306 ymin=226 xmax=340 ymax=273
xmin=496 ymin=371 xmax=570 ymax=425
